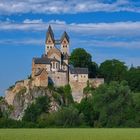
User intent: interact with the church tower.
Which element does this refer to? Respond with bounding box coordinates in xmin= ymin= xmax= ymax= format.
xmin=60 ymin=31 xmax=69 ymax=56
xmin=45 ymin=25 xmax=55 ymax=54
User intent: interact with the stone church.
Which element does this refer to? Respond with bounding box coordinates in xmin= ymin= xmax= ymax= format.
xmin=31 ymin=25 xmax=104 ymax=101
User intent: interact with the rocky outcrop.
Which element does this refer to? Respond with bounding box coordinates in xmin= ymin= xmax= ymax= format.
xmin=3 ymin=81 xmax=61 ymax=120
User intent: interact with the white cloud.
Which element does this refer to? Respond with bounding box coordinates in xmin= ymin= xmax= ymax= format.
xmin=0 ymin=0 xmax=140 ymax=15
xmin=72 ymin=39 xmax=140 ymax=49
xmin=0 ymin=19 xmax=140 ymax=50
xmin=23 ymin=19 xmax=43 ymax=24
xmin=0 ymin=20 xmax=140 ymax=38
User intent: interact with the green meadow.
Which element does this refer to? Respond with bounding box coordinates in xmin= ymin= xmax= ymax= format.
xmin=0 ymin=129 xmax=140 ymax=140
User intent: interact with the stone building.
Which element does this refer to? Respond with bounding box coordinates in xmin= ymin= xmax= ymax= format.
xmin=31 ymin=25 xmax=104 ymax=101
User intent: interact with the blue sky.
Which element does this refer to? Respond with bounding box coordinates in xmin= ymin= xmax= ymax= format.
xmin=0 ymin=0 xmax=140 ymax=96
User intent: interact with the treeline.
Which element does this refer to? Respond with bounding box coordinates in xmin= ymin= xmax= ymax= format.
xmin=0 ymin=81 xmax=139 ymax=128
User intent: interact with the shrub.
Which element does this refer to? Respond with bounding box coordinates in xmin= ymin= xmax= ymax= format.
xmin=23 ymin=96 xmax=50 ymax=122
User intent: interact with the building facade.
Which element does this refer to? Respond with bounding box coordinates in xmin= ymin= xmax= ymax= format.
xmin=31 ymin=25 xmax=104 ymax=101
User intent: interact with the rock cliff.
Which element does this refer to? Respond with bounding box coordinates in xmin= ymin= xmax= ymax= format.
xmin=1 ymin=80 xmax=62 ymax=120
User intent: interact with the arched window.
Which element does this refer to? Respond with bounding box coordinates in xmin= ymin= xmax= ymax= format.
xmin=56 ymin=63 xmax=58 ymax=69
xmin=53 ymin=62 xmax=55 ymax=69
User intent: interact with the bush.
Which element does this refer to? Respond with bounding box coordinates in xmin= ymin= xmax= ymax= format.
xmin=92 ymin=81 xmax=135 ymax=127
xmin=23 ymin=96 xmax=50 ymax=122
xmin=37 ymin=106 xmax=85 ymax=127
xmin=0 ymin=118 xmax=37 ymax=128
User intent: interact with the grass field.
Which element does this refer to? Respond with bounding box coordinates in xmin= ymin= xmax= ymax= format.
xmin=0 ymin=129 xmax=140 ymax=140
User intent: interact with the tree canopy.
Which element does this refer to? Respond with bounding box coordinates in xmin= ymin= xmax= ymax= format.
xmin=70 ymin=48 xmax=92 ymax=68
xmin=125 ymin=67 xmax=140 ymax=92
xmin=99 ymin=59 xmax=127 ymax=83
xmin=70 ymin=48 xmax=98 ymax=78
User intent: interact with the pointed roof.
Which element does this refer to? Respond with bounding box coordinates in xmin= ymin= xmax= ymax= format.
xmin=61 ymin=31 xmax=69 ymax=43
xmin=46 ymin=25 xmax=55 ymax=42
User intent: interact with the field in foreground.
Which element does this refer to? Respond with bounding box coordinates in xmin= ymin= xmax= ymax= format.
xmin=0 ymin=129 xmax=140 ymax=140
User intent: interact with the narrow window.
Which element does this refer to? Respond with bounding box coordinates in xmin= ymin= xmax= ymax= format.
xmin=53 ymin=62 xmax=55 ymax=69
xmin=56 ymin=63 xmax=58 ymax=69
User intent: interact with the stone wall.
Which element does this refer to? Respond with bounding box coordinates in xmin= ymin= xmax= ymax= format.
xmin=48 ymin=71 xmax=68 ymax=87
xmin=32 ymin=70 xmax=48 ymax=87
xmin=69 ymin=81 xmax=87 ymax=103
xmin=70 ymin=78 xmax=104 ymax=102
xmin=32 ymin=60 xmax=49 ymax=77
xmin=89 ymin=78 xmax=104 ymax=88
xmin=69 ymin=73 xmax=88 ymax=83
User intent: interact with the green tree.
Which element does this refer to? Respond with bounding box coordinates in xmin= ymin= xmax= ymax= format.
xmin=70 ymin=48 xmax=98 ymax=78
xmin=99 ymin=59 xmax=127 ymax=83
xmin=88 ymin=62 xmax=99 ymax=78
xmin=0 ymin=109 xmax=2 ymax=118
xmin=42 ymin=106 xmax=84 ymax=127
xmin=125 ymin=67 xmax=140 ymax=92
xmin=70 ymin=48 xmax=92 ymax=68
xmin=63 ymin=84 xmax=73 ymax=105
xmin=23 ymin=96 xmax=50 ymax=122
xmin=77 ymin=97 xmax=95 ymax=126
xmin=0 ymin=96 xmax=3 ymax=101
xmin=56 ymin=84 xmax=73 ymax=106
xmin=132 ymin=92 xmax=140 ymax=127
xmin=92 ymin=81 xmax=134 ymax=127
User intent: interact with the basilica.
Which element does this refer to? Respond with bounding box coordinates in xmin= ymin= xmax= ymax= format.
xmin=31 ymin=25 xmax=104 ymax=101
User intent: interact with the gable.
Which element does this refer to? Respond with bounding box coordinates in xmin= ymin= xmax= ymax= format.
xmin=61 ymin=38 xmax=69 ymax=45
xmin=47 ymin=47 xmax=61 ymax=59
xmin=46 ymin=34 xmax=54 ymax=44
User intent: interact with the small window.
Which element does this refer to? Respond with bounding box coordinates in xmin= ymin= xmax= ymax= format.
xmin=56 ymin=63 xmax=58 ymax=69
xmin=47 ymin=46 xmax=49 ymax=49
xmin=53 ymin=62 xmax=55 ymax=69
xmin=58 ymin=77 xmax=59 ymax=79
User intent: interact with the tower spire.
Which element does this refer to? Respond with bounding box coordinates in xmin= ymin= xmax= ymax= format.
xmin=45 ymin=25 xmax=55 ymax=54
xmin=46 ymin=25 xmax=54 ymax=43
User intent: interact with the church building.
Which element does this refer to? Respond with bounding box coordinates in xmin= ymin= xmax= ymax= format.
xmin=32 ymin=25 xmax=89 ymax=88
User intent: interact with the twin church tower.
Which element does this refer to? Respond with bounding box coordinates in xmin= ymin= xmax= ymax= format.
xmin=32 ymin=25 xmax=89 ymax=88
xmin=45 ymin=25 xmax=70 ymax=56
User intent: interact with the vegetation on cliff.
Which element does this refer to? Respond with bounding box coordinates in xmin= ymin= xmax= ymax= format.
xmin=0 ymin=81 xmax=140 ymax=128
